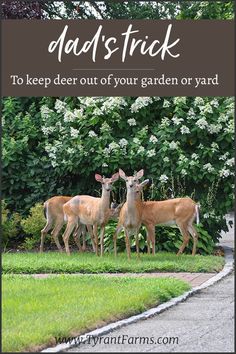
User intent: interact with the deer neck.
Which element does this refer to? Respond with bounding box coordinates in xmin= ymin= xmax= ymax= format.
xmin=126 ymin=188 xmax=139 ymax=219
xmin=99 ymin=189 xmax=110 ymax=212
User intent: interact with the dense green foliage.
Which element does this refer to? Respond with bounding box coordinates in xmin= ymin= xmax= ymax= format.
xmin=2 ymin=1 xmax=234 ymax=20
xmin=3 ymin=252 xmax=224 ymax=274
xmin=2 ymin=96 xmax=234 ymax=248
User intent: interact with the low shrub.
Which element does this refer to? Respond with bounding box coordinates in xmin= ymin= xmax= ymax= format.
xmin=2 ymin=201 xmax=22 ymax=250
xmin=104 ymin=221 xmax=215 ymax=255
xmin=20 ymin=203 xmax=46 ymax=250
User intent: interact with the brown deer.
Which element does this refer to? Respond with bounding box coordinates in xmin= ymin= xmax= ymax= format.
xmin=135 ymin=182 xmax=200 ymax=256
xmin=62 ymin=172 xmax=119 ymax=256
xmin=40 ymin=196 xmax=94 ymax=253
xmin=113 ymin=169 xmax=149 ymax=259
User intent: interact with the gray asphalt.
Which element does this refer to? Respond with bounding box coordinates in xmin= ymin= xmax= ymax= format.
xmin=67 ymin=215 xmax=234 ymax=353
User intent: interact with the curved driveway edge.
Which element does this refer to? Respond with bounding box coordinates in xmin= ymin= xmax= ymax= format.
xmin=42 ymin=246 xmax=234 ymax=353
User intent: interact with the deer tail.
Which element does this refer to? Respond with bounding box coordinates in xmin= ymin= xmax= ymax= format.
xmin=195 ymin=203 xmax=200 ymax=225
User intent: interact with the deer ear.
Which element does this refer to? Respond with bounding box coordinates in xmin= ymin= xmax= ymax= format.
xmin=139 ymin=179 xmax=150 ymax=189
xmin=95 ymin=173 xmax=103 ymax=182
xmin=119 ymin=168 xmax=127 ymax=181
xmin=111 ymin=172 xmax=119 ymax=182
xmin=135 ymin=169 xmax=144 ymax=179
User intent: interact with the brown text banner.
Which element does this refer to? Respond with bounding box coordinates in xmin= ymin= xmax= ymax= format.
xmin=1 ymin=20 xmax=234 ymax=96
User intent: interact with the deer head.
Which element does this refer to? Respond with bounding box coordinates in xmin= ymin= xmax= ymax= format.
xmin=95 ymin=172 xmax=119 ymax=192
xmin=119 ymin=169 xmax=144 ymax=189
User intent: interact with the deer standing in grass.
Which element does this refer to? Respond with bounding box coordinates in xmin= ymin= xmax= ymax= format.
xmin=40 ymin=196 xmax=94 ymax=253
xmin=114 ymin=171 xmax=200 ymax=258
xmin=113 ymin=169 xmax=150 ymax=259
xmin=62 ymin=172 xmax=120 ymax=256
xmin=135 ymin=181 xmax=200 ymax=256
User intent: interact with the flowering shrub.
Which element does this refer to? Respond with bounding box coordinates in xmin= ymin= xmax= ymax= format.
xmin=2 ymin=96 xmax=234 ymax=245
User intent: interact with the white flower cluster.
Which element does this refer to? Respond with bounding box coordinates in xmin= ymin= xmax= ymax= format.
xmin=225 ymin=158 xmax=234 ymax=167
xmin=88 ymin=130 xmax=98 ymax=138
xmin=180 ymin=125 xmax=190 ymax=134
xmin=169 ymin=141 xmax=179 ymax=150
xmin=219 ymin=168 xmax=233 ymax=178
xmin=55 ymin=99 xmax=66 ymax=113
xmin=79 ymin=97 xmax=99 ymax=108
xmin=73 ymin=108 xmax=84 ymax=119
xmin=203 ymin=163 xmax=215 ymax=173
xmin=149 ymin=135 xmax=158 ymax=144
xmin=211 ymin=142 xmax=219 ymax=152
xmin=194 ymin=97 xmax=205 ymax=106
xmin=160 ymin=117 xmax=170 ymax=127
xmin=178 ymin=154 xmax=188 ymax=164
xmin=40 ymin=105 xmax=53 ymax=119
xmin=64 ymin=111 xmax=77 ymax=123
xmin=163 ymin=99 xmax=171 ymax=108
xmin=101 ymin=97 xmax=127 ymax=114
xmin=137 ymin=146 xmax=145 ymax=154
xmin=196 ymin=117 xmax=208 ymax=129
xmin=173 ymin=97 xmax=186 ymax=105
xmin=159 ymin=174 xmax=168 ymax=183
xmin=127 ymin=118 xmax=137 ymax=126
xmin=41 ymin=126 xmax=56 ymax=136
xmin=211 ymin=99 xmax=219 ymax=108
xmin=187 ymin=108 xmax=195 ymax=118
xmin=219 ymin=152 xmax=229 ymax=161
xmin=199 ymin=103 xmax=213 ymax=115
xmin=191 ymin=153 xmax=199 ymax=160
xmin=208 ymin=123 xmax=222 ymax=134
xmin=103 ymin=141 xmax=120 ymax=156
xmin=147 ymin=149 xmax=156 ymax=157
xmin=130 ymin=97 xmax=153 ymax=113
xmin=100 ymin=122 xmax=111 ymax=133
xmin=133 ymin=137 xmax=140 ymax=144
xmin=119 ymin=138 xmax=128 ymax=148
xmin=223 ymin=119 xmax=234 ymax=134
xmin=172 ymin=116 xmax=184 ymax=125
xmin=70 ymin=127 xmax=79 ymax=138
xmin=93 ymin=107 xmax=103 ymax=116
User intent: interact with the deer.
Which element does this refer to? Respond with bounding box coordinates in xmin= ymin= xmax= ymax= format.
xmin=113 ymin=169 xmax=150 ymax=259
xmin=62 ymin=172 xmax=120 ymax=256
xmin=135 ymin=181 xmax=200 ymax=256
xmin=40 ymin=196 xmax=94 ymax=253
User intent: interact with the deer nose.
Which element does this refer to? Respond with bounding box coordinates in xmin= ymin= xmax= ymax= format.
xmin=129 ymin=184 xmax=133 ymax=188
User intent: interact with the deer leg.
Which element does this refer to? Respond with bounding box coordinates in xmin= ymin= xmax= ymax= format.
xmin=176 ymin=222 xmax=190 ymax=256
xmin=100 ymin=225 xmax=105 ymax=257
xmin=124 ymin=229 xmax=131 ymax=260
xmin=151 ymin=226 xmax=156 ymax=255
xmin=146 ymin=230 xmax=151 ymax=255
xmin=87 ymin=225 xmax=95 ymax=252
xmin=113 ymin=224 xmax=122 ymax=257
xmin=73 ymin=224 xmax=83 ymax=252
xmin=81 ymin=225 xmax=86 ymax=251
xmin=188 ymin=224 xmax=199 ymax=256
xmin=40 ymin=221 xmax=53 ymax=253
xmin=93 ymin=224 xmax=99 ymax=256
xmin=51 ymin=220 xmax=64 ymax=252
xmin=145 ymin=225 xmax=155 ymax=255
xmin=63 ymin=218 xmax=77 ymax=256
xmin=135 ymin=229 xmax=140 ymax=259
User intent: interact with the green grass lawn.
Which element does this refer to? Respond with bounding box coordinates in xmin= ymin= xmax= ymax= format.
xmin=3 ymin=274 xmax=190 ymax=352
xmin=3 ymin=251 xmax=224 ymax=274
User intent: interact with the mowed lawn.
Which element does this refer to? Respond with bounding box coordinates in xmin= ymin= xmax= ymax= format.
xmin=3 ymin=275 xmax=190 ymax=352
xmin=3 ymin=251 xmax=224 ymax=274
